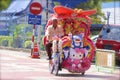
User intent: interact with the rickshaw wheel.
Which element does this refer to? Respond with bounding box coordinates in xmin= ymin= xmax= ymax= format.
xmin=81 ymin=72 xmax=85 ymax=75
xmin=53 ymin=53 xmax=60 ymax=76
xmin=53 ymin=63 xmax=59 ymax=76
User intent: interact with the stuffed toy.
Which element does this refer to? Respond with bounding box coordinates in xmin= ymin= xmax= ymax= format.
xmin=62 ymin=46 xmax=70 ymax=60
xmin=67 ymin=48 xmax=85 ymax=72
xmin=71 ymin=34 xmax=84 ymax=48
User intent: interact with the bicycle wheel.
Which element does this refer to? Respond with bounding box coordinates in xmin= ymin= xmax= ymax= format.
xmin=53 ymin=53 xmax=60 ymax=76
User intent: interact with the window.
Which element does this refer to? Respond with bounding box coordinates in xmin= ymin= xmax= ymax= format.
xmin=99 ymin=25 xmax=120 ymax=42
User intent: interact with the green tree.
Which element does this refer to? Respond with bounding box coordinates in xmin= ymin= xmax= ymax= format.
xmin=76 ymin=0 xmax=105 ymax=24
xmin=0 ymin=0 xmax=11 ymax=11
xmin=14 ymin=24 xmax=31 ymax=38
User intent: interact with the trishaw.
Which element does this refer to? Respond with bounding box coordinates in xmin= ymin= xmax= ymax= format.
xmin=43 ymin=6 xmax=96 ymax=76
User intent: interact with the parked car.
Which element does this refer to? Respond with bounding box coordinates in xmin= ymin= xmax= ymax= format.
xmin=91 ymin=35 xmax=98 ymax=45
xmin=96 ymin=24 xmax=120 ymax=62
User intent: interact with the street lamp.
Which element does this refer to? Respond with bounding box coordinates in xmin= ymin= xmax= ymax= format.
xmin=107 ymin=12 xmax=110 ymax=24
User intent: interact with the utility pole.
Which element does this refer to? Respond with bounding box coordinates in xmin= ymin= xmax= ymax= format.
xmin=114 ymin=0 xmax=116 ymax=24
xmin=46 ymin=0 xmax=48 ymax=23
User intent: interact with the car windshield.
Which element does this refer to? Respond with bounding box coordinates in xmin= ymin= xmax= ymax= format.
xmin=99 ymin=25 xmax=120 ymax=42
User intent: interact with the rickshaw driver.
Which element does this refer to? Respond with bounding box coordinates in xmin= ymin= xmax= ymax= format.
xmin=45 ymin=17 xmax=64 ymax=65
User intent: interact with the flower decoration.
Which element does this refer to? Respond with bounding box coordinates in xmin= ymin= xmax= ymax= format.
xmin=64 ymin=23 xmax=73 ymax=35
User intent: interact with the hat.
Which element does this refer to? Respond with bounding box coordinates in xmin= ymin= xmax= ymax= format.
xmin=51 ymin=16 xmax=57 ymax=20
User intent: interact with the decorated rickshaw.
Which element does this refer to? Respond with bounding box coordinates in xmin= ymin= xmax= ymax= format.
xmin=43 ymin=6 xmax=96 ymax=76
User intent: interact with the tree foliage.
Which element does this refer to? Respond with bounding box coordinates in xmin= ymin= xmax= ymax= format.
xmin=0 ymin=0 xmax=11 ymax=11
xmin=14 ymin=24 xmax=31 ymax=38
xmin=76 ymin=0 xmax=105 ymax=24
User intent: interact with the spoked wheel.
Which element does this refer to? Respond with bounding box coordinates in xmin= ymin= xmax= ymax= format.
xmin=50 ymin=40 xmax=61 ymax=76
xmin=53 ymin=53 xmax=60 ymax=76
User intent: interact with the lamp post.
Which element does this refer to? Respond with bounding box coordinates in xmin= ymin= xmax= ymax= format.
xmin=107 ymin=12 xmax=110 ymax=24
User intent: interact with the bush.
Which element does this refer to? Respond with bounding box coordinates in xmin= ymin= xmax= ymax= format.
xmin=2 ymin=40 xmax=8 ymax=46
xmin=0 ymin=36 xmax=13 ymax=47
xmin=24 ymin=40 xmax=32 ymax=49
xmin=13 ymin=37 xmax=23 ymax=48
xmin=39 ymin=35 xmax=45 ymax=51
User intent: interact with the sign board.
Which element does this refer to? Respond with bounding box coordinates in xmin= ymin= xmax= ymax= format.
xmin=28 ymin=14 xmax=42 ymax=25
xmin=29 ymin=2 xmax=42 ymax=15
xmin=95 ymin=49 xmax=115 ymax=73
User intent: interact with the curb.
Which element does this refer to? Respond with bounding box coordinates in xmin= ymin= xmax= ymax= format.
xmin=0 ymin=46 xmax=47 ymax=56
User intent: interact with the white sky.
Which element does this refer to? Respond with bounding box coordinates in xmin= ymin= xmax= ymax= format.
xmin=102 ymin=8 xmax=120 ymax=25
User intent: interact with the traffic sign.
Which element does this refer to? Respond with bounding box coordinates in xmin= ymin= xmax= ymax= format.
xmin=29 ymin=2 xmax=42 ymax=15
xmin=28 ymin=14 xmax=42 ymax=25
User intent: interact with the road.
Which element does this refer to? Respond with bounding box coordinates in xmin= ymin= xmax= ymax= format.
xmin=0 ymin=49 xmax=120 ymax=80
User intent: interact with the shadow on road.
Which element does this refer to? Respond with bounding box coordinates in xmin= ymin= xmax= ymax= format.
xmin=57 ymin=73 xmax=116 ymax=79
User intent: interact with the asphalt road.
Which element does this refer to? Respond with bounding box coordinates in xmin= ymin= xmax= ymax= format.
xmin=0 ymin=49 xmax=120 ymax=80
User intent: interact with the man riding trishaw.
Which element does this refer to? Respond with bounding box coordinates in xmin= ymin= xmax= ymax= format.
xmin=43 ymin=5 xmax=96 ymax=76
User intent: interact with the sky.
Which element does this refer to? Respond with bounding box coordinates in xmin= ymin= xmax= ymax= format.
xmin=101 ymin=1 xmax=120 ymax=24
